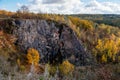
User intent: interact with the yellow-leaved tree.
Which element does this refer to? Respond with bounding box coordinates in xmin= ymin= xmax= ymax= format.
xmin=94 ymin=38 xmax=119 ymax=63
xmin=27 ymin=48 xmax=40 ymax=65
xmin=59 ymin=60 xmax=74 ymax=75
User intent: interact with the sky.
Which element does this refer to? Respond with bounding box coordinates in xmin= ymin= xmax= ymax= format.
xmin=0 ymin=0 xmax=120 ymax=14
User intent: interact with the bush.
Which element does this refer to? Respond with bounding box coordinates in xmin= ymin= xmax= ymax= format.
xmin=47 ymin=64 xmax=57 ymax=76
xmin=59 ymin=60 xmax=74 ymax=75
xmin=27 ymin=48 xmax=40 ymax=66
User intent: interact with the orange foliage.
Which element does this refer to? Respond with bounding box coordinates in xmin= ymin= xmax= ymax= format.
xmin=27 ymin=48 xmax=40 ymax=65
xmin=0 ymin=10 xmax=14 ymax=17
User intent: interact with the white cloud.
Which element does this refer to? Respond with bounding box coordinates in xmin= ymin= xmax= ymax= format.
xmin=26 ymin=0 xmax=83 ymax=14
xmin=17 ymin=3 xmax=22 ymax=7
xmin=43 ymin=0 xmax=66 ymax=4
xmin=103 ymin=2 xmax=120 ymax=13
xmin=84 ymin=0 xmax=120 ymax=14
xmin=84 ymin=0 xmax=112 ymax=14
xmin=18 ymin=0 xmax=120 ymax=14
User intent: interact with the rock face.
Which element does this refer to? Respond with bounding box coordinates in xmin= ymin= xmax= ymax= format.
xmin=12 ymin=19 xmax=92 ymax=66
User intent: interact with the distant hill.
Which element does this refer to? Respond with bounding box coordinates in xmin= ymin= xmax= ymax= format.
xmin=70 ymin=14 xmax=120 ymax=27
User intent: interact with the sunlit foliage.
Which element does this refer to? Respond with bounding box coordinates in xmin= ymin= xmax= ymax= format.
xmin=68 ymin=16 xmax=94 ymax=31
xmin=0 ymin=10 xmax=14 ymax=18
xmin=27 ymin=48 xmax=40 ymax=65
xmin=94 ymin=38 xmax=120 ymax=63
xmin=59 ymin=60 xmax=74 ymax=75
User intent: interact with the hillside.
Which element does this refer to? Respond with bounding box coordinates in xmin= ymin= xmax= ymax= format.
xmin=0 ymin=10 xmax=120 ymax=80
xmin=70 ymin=14 xmax=120 ymax=27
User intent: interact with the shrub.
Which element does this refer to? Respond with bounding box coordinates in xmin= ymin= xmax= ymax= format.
xmin=19 ymin=65 xmax=26 ymax=71
xmin=59 ymin=60 xmax=74 ymax=75
xmin=27 ymin=48 xmax=40 ymax=65
xmin=47 ymin=64 xmax=57 ymax=76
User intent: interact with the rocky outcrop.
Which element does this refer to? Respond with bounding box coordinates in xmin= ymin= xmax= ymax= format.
xmin=4 ymin=19 xmax=93 ymax=66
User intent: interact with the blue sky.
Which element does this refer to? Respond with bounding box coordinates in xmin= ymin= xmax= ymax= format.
xmin=0 ymin=0 xmax=28 ymax=11
xmin=0 ymin=0 xmax=120 ymax=14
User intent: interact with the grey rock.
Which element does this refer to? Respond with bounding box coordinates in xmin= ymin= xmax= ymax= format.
xmin=12 ymin=19 xmax=93 ymax=66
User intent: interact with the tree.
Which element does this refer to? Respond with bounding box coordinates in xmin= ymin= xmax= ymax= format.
xmin=94 ymin=38 xmax=119 ymax=63
xmin=19 ymin=5 xmax=29 ymax=13
xmin=27 ymin=48 xmax=40 ymax=65
xmin=68 ymin=16 xmax=93 ymax=31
